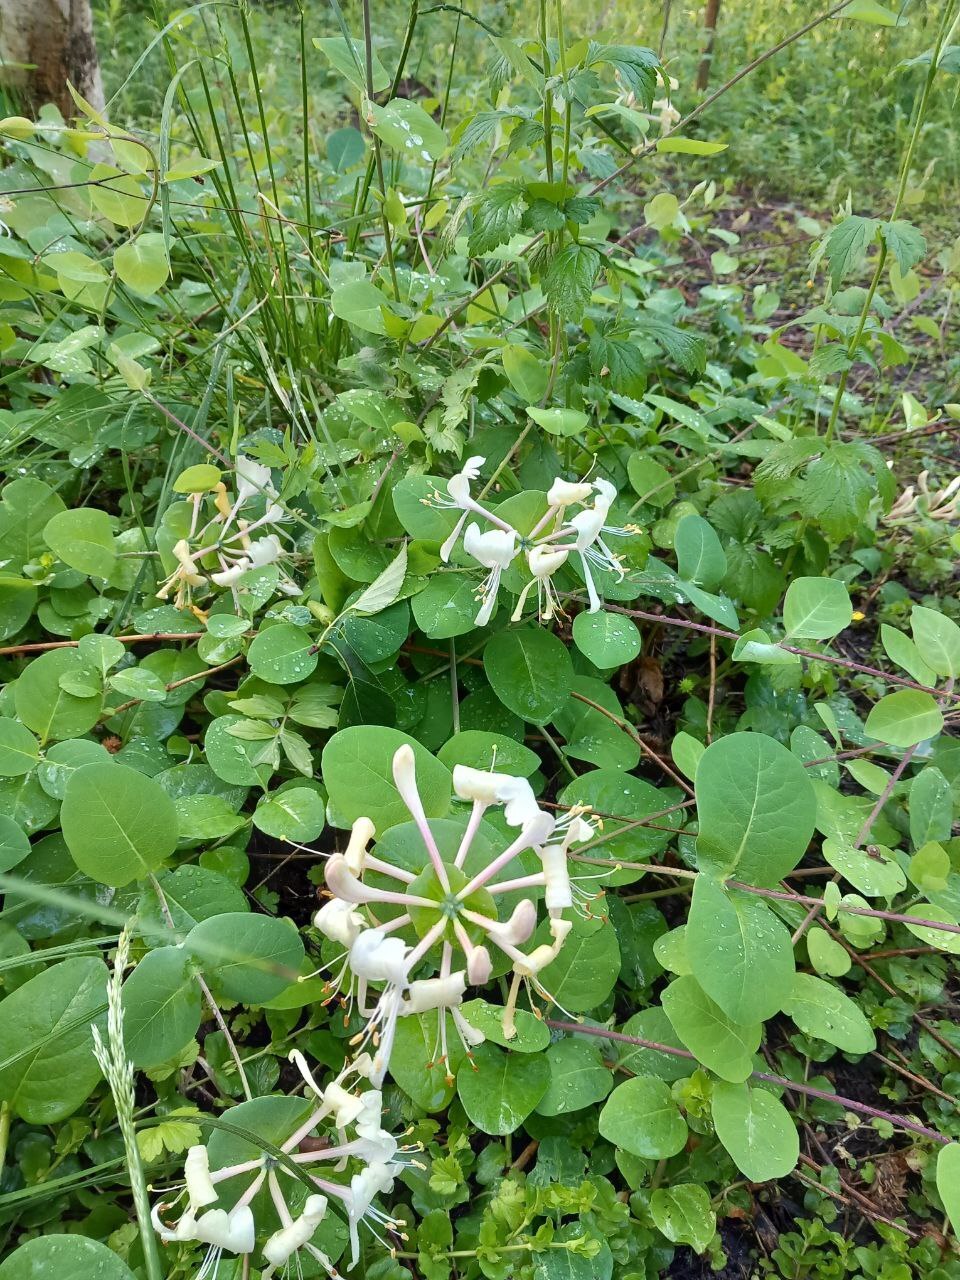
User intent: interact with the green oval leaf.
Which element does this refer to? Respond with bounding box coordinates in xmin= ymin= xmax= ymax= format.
xmin=598 ymin=1077 xmax=687 ymax=1158
xmin=61 ymin=762 xmax=178 ymax=887
xmin=484 ymin=627 xmax=574 ymax=725
xmin=695 ymin=732 xmax=816 ymax=885
xmin=711 ymin=1081 xmax=798 ymax=1181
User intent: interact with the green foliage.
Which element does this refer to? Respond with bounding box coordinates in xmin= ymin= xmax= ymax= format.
xmin=0 ymin=2 xmax=958 ymax=1277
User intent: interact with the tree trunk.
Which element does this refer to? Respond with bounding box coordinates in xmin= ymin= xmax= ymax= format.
xmin=0 ymin=0 xmax=104 ymax=118
xmin=696 ymin=0 xmax=722 ymax=92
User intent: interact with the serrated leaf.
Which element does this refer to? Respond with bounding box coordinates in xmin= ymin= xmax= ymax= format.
xmin=542 ymin=243 xmax=601 ymax=321
xmin=468 ymin=184 xmax=524 ymax=256
xmin=820 ymin=215 xmax=880 ymax=290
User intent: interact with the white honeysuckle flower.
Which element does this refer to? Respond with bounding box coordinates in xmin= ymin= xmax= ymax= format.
xmin=314 ymin=898 xmax=365 ymax=947
xmin=548 ymin=477 xmax=634 ymax=612
xmin=886 ymin=470 xmax=960 ymax=523
xmin=318 ymin=746 xmax=592 ymax=1078
xmin=511 ymin=543 xmax=569 ymax=622
xmin=155 ymin=539 xmax=206 ymax=606
xmin=424 ymin=455 xmax=518 ymax=563
xmin=261 ymin=1194 xmax=330 ymax=1276
xmin=184 ymin=1145 xmax=218 ymax=1210
xmin=463 ymin=522 xmax=519 ymax=626
xmin=235 ymin=456 xmax=276 ymax=502
xmin=547 ymin=477 xmax=594 ymax=509
xmin=404 ymin=971 xmax=468 ymax=1014
xmin=153 ymin=1055 xmax=417 ymax=1275
xmin=246 ymin=533 xmax=283 ymax=567
xmin=210 ymin=559 xmax=251 ymax=588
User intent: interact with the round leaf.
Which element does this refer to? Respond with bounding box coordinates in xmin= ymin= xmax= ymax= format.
xmin=113 ymin=232 xmax=170 ymax=296
xmin=43 ymin=508 xmax=117 ymax=579
xmin=572 ymin=611 xmax=642 ymax=668
xmin=598 ymin=1077 xmax=687 ymax=1158
xmin=782 ymin=973 xmax=876 ymax=1052
xmin=321 ymin=726 xmax=451 ymax=831
xmin=456 ymin=1041 xmax=550 ymax=1135
xmin=185 ymin=912 xmax=304 ymax=1003
xmin=865 ymin=690 xmax=943 ymax=747
xmin=484 ymin=627 xmax=574 ymax=725
xmin=122 ymin=945 xmax=202 ymax=1068
xmin=61 ymin=762 xmax=178 ymax=886
xmin=695 ymin=732 xmax=816 ymax=885
xmin=0 ymin=815 xmax=30 ymax=872
xmin=247 ymin=623 xmax=318 ymax=686
xmin=0 ymin=719 xmax=40 ymax=777
xmin=14 ymin=649 xmax=102 ymax=742
xmin=687 ymin=877 xmax=795 ymax=1025
xmin=662 ymin=975 xmax=759 ymax=1083
xmin=253 ymin=787 xmax=325 ymax=842
xmin=783 ymin=576 xmax=852 ymax=640
xmin=0 ymin=957 xmax=107 ymax=1123
xmin=0 ymin=1235 xmax=136 ymax=1280
xmin=711 ymin=1081 xmax=798 ymax=1181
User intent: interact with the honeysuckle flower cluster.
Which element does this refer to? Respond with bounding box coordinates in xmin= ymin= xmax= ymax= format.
xmin=151 ymin=1054 xmax=418 ymax=1276
xmin=314 ymin=745 xmax=597 ymax=1084
xmin=426 ymin=458 xmax=637 ymax=625
xmin=156 ymin=456 xmax=297 ymax=610
xmin=886 ymin=469 xmax=960 ymax=523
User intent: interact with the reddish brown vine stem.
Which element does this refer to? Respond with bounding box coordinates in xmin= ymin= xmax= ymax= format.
xmin=544 ymin=1020 xmax=948 ymax=1145
xmin=602 ymin=604 xmax=960 ymax=703
xmin=0 ymin=631 xmax=205 ymax=657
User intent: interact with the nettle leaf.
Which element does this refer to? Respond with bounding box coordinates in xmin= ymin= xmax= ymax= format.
xmin=452 ymin=109 xmax=516 ymax=161
xmin=592 ymin=45 xmax=660 ymax=108
xmin=662 ymin=975 xmax=760 ymax=1083
xmin=695 ymin=732 xmax=816 ymax=885
xmin=782 ymin=575 xmax=852 ymax=640
xmin=599 ymin=1076 xmax=687 ymax=1158
xmin=687 ymin=878 xmax=795 ymax=1025
xmin=542 ymin=243 xmax=601 ymax=321
xmin=632 ymin=314 xmax=707 ymax=375
xmin=818 ymin=215 xmax=880 ymax=290
xmin=782 ymin=973 xmax=876 ymax=1053
xmin=799 ymin=443 xmax=879 ymax=541
xmin=468 ymin=183 xmax=524 ymax=255
xmin=880 ymin=220 xmax=926 ymax=274
xmin=0 ymin=956 xmax=107 ymax=1123
xmin=61 ymin=762 xmax=178 ymax=887
xmin=711 ymin=1082 xmax=799 ymax=1181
